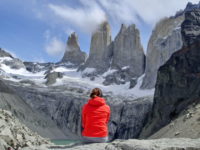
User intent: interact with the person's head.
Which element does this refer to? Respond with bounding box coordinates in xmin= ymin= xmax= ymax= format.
xmin=90 ymin=88 xmax=103 ymax=98
xmin=7 ymin=147 xmax=12 ymax=150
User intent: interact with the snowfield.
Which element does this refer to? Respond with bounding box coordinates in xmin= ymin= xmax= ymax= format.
xmin=0 ymin=57 xmax=154 ymax=98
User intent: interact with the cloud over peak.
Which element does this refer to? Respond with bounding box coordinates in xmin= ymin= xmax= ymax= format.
xmin=45 ymin=37 xmax=65 ymax=56
xmin=48 ymin=0 xmax=200 ymax=32
xmin=48 ymin=1 xmax=107 ymax=33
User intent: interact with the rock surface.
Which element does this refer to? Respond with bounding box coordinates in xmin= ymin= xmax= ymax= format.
xmin=150 ymin=102 xmax=200 ymax=139
xmin=7 ymin=79 xmax=153 ymax=140
xmin=0 ymin=109 xmax=50 ymax=150
xmin=66 ymin=138 xmax=200 ymax=150
xmin=80 ymin=21 xmax=112 ymax=75
xmin=0 ymin=79 xmax=67 ymax=139
xmin=80 ymin=22 xmax=145 ymax=86
xmin=24 ymin=62 xmax=54 ymax=73
xmin=0 ymin=48 xmax=25 ymax=69
xmin=111 ymin=24 xmax=145 ymax=78
xmin=103 ymin=24 xmax=145 ymax=86
xmin=61 ymin=32 xmax=87 ymax=67
xmin=0 ymin=48 xmax=13 ymax=58
xmin=45 ymin=71 xmax=63 ymax=86
xmin=140 ymin=8 xmax=200 ymax=138
xmin=141 ymin=15 xmax=184 ymax=89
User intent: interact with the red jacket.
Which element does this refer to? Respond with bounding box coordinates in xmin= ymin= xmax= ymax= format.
xmin=82 ymin=96 xmax=110 ymax=137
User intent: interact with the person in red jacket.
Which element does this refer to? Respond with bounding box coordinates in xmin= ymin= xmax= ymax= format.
xmin=82 ymin=88 xmax=110 ymax=143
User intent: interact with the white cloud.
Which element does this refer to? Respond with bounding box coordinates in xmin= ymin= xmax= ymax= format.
xmin=48 ymin=0 xmax=200 ymax=31
xmin=96 ymin=0 xmax=200 ymax=26
xmin=65 ymin=28 xmax=75 ymax=36
xmin=48 ymin=0 xmax=107 ymax=33
xmin=45 ymin=37 xmax=65 ymax=56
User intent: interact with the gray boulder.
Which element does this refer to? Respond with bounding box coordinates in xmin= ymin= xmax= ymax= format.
xmin=45 ymin=71 xmax=63 ymax=86
xmin=141 ymin=16 xmax=184 ymax=89
xmin=61 ymin=32 xmax=87 ymax=67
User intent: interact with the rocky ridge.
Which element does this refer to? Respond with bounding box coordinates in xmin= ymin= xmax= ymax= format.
xmin=0 ymin=48 xmax=25 ymax=70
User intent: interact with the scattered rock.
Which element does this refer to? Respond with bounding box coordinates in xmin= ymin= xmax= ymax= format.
xmin=45 ymin=71 xmax=63 ymax=86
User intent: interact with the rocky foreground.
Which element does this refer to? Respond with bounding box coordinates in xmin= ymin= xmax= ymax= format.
xmin=1 ymin=108 xmax=200 ymax=150
xmin=52 ymin=138 xmax=200 ymax=150
xmin=0 ymin=109 xmax=51 ymax=150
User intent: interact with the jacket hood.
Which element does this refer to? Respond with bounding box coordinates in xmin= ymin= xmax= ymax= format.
xmin=88 ymin=97 xmax=106 ymax=106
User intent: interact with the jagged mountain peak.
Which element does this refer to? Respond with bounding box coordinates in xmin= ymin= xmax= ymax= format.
xmin=185 ymin=1 xmax=200 ymax=11
xmin=119 ymin=24 xmax=128 ymax=33
xmin=97 ymin=21 xmax=111 ymax=32
xmin=61 ymin=32 xmax=86 ymax=66
xmin=66 ymin=32 xmax=80 ymax=51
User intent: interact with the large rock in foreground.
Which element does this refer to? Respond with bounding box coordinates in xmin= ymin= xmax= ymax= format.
xmin=65 ymin=138 xmax=200 ymax=150
xmin=0 ymin=109 xmax=50 ymax=150
xmin=140 ymin=9 xmax=200 ymax=138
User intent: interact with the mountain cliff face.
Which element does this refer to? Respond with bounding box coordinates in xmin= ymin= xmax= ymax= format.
xmin=61 ymin=32 xmax=87 ymax=67
xmin=79 ymin=22 xmax=145 ymax=86
xmin=0 ymin=79 xmax=67 ymax=139
xmin=103 ymin=24 xmax=145 ymax=86
xmin=111 ymin=24 xmax=145 ymax=77
xmin=141 ymin=16 xmax=184 ymax=89
xmin=140 ymin=8 xmax=200 ymax=138
xmin=8 ymin=81 xmax=153 ymax=140
xmin=79 ymin=21 xmax=112 ymax=75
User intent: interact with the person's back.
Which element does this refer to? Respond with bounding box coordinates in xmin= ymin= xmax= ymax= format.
xmin=82 ymin=88 xmax=110 ymax=143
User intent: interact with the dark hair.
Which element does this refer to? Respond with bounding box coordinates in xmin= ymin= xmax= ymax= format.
xmin=90 ymin=88 xmax=103 ymax=98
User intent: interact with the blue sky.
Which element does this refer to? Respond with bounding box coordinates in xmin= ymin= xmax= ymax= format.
xmin=0 ymin=0 xmax=199 ymax=63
